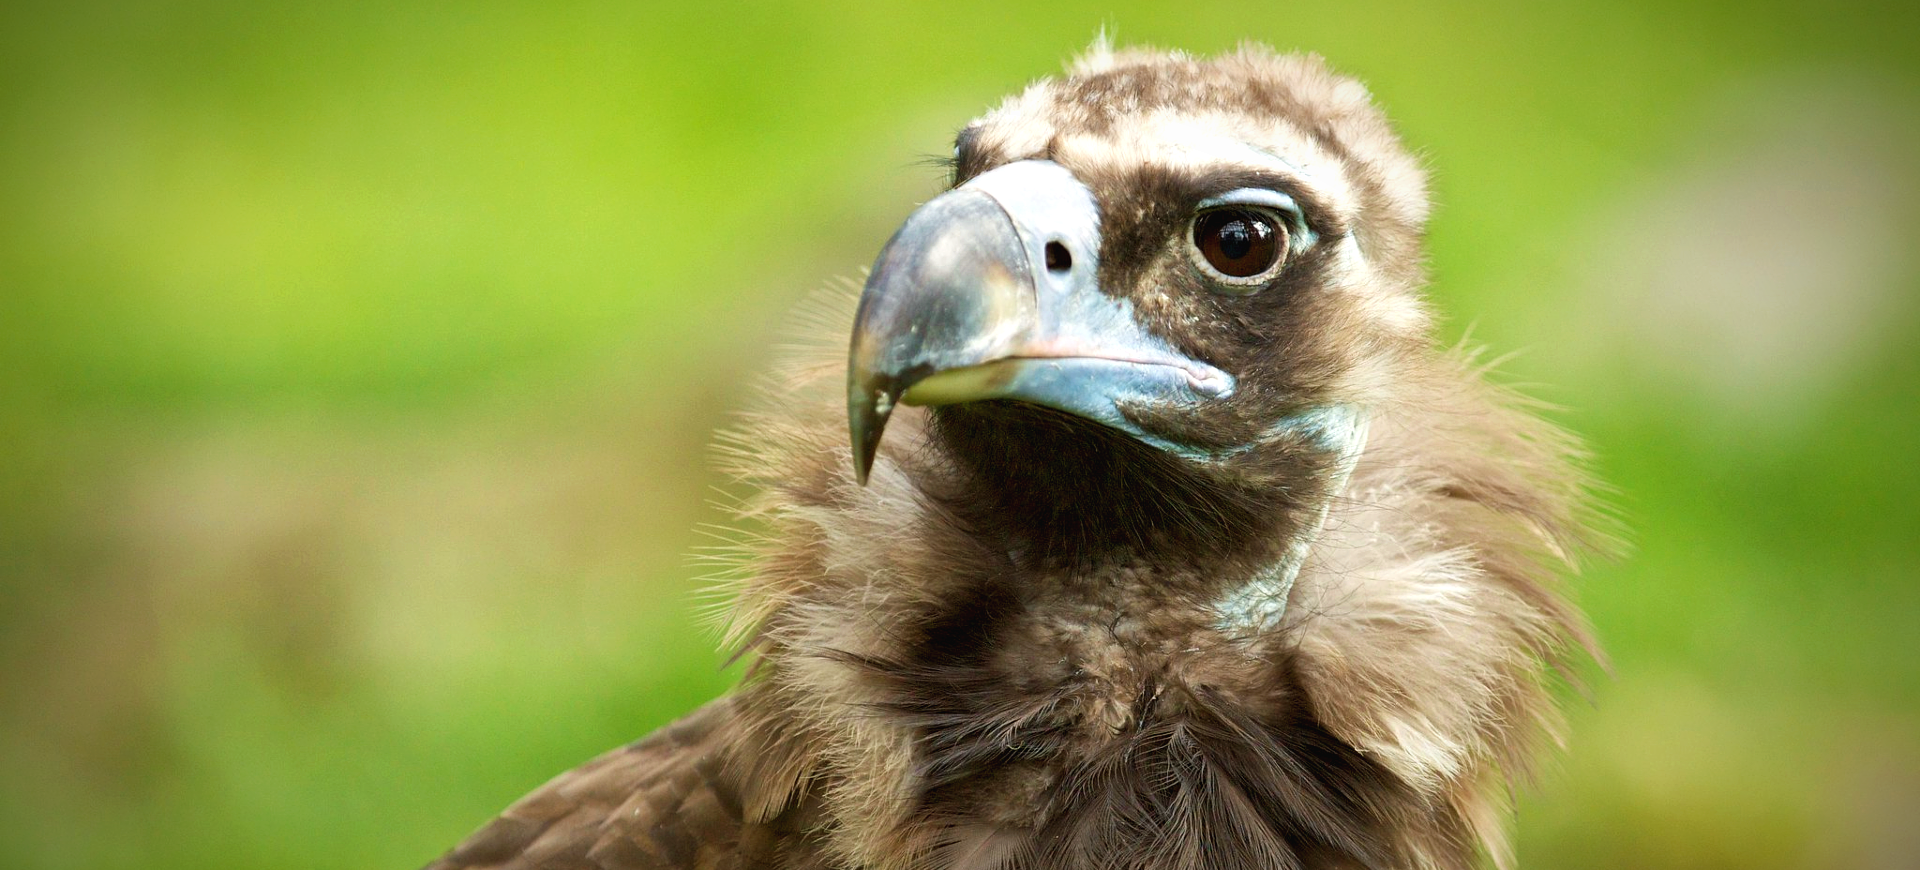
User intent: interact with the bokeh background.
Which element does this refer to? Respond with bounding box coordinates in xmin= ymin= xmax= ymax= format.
xmin=3 ymin=1 xmax=1916 ymax=867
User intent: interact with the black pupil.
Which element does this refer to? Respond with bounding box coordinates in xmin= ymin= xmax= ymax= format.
xmin=1195 ymin=209 xmax=1282 ymax=278
xmin=1219 ymin=220 xmax=1254 ymax=259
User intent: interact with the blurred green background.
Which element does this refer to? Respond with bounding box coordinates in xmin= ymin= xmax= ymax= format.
xmin=2 ymin=1 xmax=1916 ymax=867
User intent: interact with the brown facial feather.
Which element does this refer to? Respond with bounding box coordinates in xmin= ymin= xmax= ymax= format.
xmin=423 ymin=43 xmax=1602 ymax=870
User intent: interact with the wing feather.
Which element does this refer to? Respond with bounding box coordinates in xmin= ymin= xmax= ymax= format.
xmin=423 ymin=697 xmax=815 ymax=870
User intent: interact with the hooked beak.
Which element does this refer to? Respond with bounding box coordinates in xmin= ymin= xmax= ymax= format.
xmin=847 ymin=160 xmax=1233 ymax=484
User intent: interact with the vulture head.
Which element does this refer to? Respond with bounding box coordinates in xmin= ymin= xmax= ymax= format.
xmin=425 ymin=43 xmax=1601 ymax=870
xmin=849 ymin=45 xmax=1436 ymax=618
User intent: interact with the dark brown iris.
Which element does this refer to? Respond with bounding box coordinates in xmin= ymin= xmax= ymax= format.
xmin=1192 ymin=208 xmax=1286 ymax=280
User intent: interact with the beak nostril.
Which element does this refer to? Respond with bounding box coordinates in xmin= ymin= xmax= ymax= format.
xmin=1044 ymin=241 xmax=1072 ymax=273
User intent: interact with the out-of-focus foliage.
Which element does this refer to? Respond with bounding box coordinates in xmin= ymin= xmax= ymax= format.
xmin=2 ymin=2 xmax=1915 ymax=868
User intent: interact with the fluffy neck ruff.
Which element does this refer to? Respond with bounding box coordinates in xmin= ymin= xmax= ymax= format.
xmin=718 ymin=321 xmax=1595 ymax=870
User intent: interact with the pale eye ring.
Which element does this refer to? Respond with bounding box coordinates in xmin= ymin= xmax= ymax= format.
xmin=1188 ymin=207 xmax=1289 ymax=292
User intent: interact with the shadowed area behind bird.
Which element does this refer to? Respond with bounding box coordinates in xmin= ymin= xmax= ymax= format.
xmin=0 ymin=1 xmax=1916 ymax=868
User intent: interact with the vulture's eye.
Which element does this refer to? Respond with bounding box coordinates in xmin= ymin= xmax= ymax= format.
xmin=1189 ymin=207 xmax=1288 ymax=291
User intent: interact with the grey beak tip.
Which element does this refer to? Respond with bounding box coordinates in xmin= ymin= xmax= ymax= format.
xmin=851 ymin=417 xmax=875 ymax=485
xmin=848 ymin=382 xmax=895 ymax=487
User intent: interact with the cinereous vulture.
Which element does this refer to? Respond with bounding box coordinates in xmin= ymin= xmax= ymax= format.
xmin=425 ymin=42 xmax=1603 ymax=870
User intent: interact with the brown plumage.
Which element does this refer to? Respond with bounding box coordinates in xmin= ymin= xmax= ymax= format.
xmin=426 ymin=43 xmax=1602 ymax=870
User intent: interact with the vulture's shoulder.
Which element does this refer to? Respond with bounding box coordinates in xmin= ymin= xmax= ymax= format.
xmin=422 ymin=696 xmax=827 ymax=870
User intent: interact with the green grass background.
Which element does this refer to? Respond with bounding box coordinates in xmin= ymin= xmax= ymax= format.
xmin=2 ymin=1 xmax=1917 ymax=867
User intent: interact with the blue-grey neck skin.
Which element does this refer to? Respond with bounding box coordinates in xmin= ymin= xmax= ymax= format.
xmin=1211 ymin=404 xmax=1370 ymax=634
